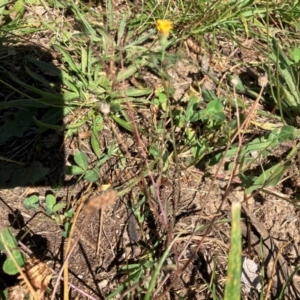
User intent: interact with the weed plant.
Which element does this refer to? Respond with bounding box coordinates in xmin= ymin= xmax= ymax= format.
xmin=1 ymin=0 xmax=300 ymax=299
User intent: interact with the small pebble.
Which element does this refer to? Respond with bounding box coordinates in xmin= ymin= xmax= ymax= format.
xmin=98 ymin=279 xmax=108 ymax=289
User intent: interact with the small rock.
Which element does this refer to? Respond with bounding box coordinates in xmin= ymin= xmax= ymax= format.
xmin=98 ymin=279 xmax=108 ymax=289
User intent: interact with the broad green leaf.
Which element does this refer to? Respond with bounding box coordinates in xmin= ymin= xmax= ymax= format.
xmin=0 ymin=228 xmax=17 ymax=251
xmin=26 ymin=56 xmax=80 ymax=92
xmin=64 ymin=208 xmax=74 ymax=218
xmin=65 ymin=165 xmax=84 ymax=175
xmin=278 ymin=125 xmax=295 ymax=142
xmin=46 ymin=194 xmax=56 ymax=214
xmin=0 ymin=0 xmax=8 ymax=14
xmin=1 ymin=69 xmax=65 ymax=105
xmin=3 ymin=250 xmax=25 ymax=275
xmin=14 ymin=0 xmax=24 ymax=13
xmin=202 ymin=88 xmax=219 ymax=102
xmin=185 ymin=96 xmax=199 ymax=122
xmin=74 ymin=151 xmax=88 ymax=170
xmin=206 ymin=99 xmax=223 ymax=114
xmin=290 ymin=47 xmax=300 ymax=63
xmin=93 ymin=115 xmax=104 ymax=131
xmin=124 ymin=29 xmax=156 ymax=49
xmin=24 ymin=195 xmax=39 ymax=209
xmin=84 ymin=169 xmax=99 ymax=182
xmin=52 ymin=203 xmax=66 ymax=213
xmin=25 ymin=56 xmax=61 ymax=76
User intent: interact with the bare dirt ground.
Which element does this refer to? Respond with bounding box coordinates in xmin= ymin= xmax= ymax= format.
xmin=2 ymin=155 xmax=300 ymax=299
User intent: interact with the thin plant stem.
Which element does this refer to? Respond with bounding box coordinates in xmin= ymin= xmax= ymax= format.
xmin=119 ymin=51 xmax=169 ymax=229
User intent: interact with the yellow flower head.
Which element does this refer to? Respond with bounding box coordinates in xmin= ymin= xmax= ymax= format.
xmin=156 ymin=19 xmax=172 ymax=36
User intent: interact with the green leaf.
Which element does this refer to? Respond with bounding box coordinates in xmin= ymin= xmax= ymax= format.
xmin=93 ymin=115 xmax=104 ymax=131
xmin=111 ymin=87 xmax=152 ymax=98
xmin=0 ymin=109 xmax=37 ymax=145
xmin=246 ymin=162 xmax=290 ymax=194
xmin=278 ymin=125 xmax=295 ymax=142
xmin=0 ymin=228 xmax=17 ymax=251
xmin=116 ymin=58 xmax=148 ymax=82
xmin=1 ymin=289 xmax=7 ymax=299
xmin=185 ymin=96 xmax=199 ymax=122
xmin=117 ymin=15 xmax=127 ymax=46
xmin=1 ymin=68 xmax=66 ymax=106
xmin=81 ymin=47 xmax=88 ymax=73
xmin=84 ymin=169 xmax=99 ymax=182
xmin=111 ymin=115 xmax=133 ymax=132
xmin=149 ymin=144 xmax=160 ymax=158
xmin=52 ymin=203 xmax=66 ymax=213
xmin=62 ymin=222 xmax=71 ymax=238
xmin=14 ymin=0 xmax=24 ymax=13
xmin=24 ymin=195 xmax=39 ymax=209
xmin=290 ymin=47 xmax=300 ymax=63
xmin=107 ymin=268 xmax=142 ymax=299
xmin=64 ymin=208 xmax=74 ymax=218
xmin=65 ymin=165 xmax=84 ymax=175
xmin=3 ymin=250 xmax=25 ymax=275
xmin=144 ymin=238 xmax=178 ymax=300
xmin=52 ymin=44 xmax=80 ymax=74
xmin=70 ymin=4 xmax=99 ymax=39
xmin=224 ymin=201 xmax=241 ymax=300
xmin=37 ymin=107 xmax=70 ymax=133
xmin=206 ymin=99 xmax=223 ymax=114
xmin=33 ymin=115 xmax=88 ymax=130
xmin=74 ymin=151 xmax=88 ymax=170
xmin=202 ymin=88 xmax=219 ymax=102
xmin=46 ymin=194 xmax=56 ymax=214
xmin=91 ymin=119 xmax=101 ymax=158
xmin=0 ymin=0 xmax=8 ymax=14
xmin=24 ymin=65 xmax=50 ymax=86
xmin=227 ymin=75 xmax=246 ymax=93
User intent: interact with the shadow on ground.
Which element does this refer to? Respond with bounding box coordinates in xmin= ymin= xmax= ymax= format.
xmin=0 ymin=37 xmax=65 ymax=188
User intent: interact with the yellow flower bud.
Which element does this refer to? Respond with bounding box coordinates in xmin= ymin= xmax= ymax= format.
xmin=156 ymin=19 xmax=172 ymax=36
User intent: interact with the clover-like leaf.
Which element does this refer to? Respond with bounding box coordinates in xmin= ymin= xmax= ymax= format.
xmin=24 ymin=195 xmax=39 ymax=209
xmin=74 ymin=151 xmax=88 ymax=170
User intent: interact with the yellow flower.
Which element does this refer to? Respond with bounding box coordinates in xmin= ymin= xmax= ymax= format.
xmin=156 ymin=19 xmax=172 ymax=36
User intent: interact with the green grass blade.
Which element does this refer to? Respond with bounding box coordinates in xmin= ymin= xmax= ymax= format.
xmin=52 ymin=44 xmax=80 ymax=73
xmin=144 ymin=237 xmax=180 ymax=300
xmin=224 ymin=201 xmax=241 ymax=300
xmin=111 ymin=115 xmax=133 ymax=132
